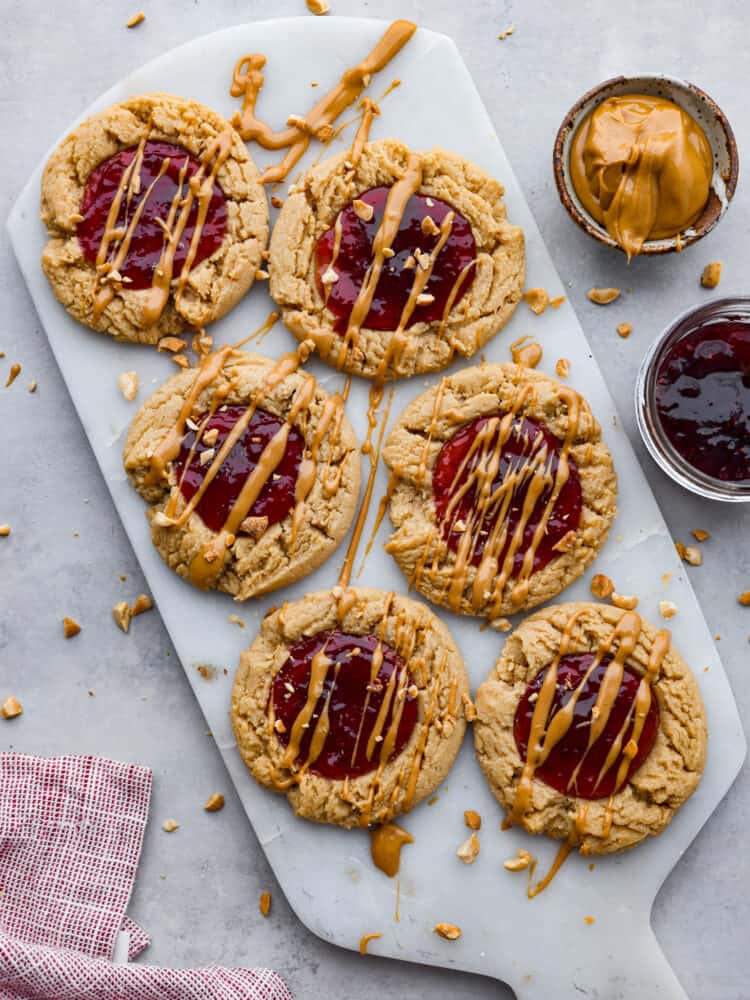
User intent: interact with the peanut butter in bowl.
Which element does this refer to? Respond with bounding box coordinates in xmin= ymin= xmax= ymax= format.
xmin=570 ymin=94 xmax=712 ymax=259
xmin=553 ymin=76 xmax=739 ymax=257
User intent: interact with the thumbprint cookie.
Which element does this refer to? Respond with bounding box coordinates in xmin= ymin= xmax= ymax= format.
xmin=474 ymin=603 xmax=707 ymax=854
xmin=123 ymin=344 xmax=360 ymax=599
xmin=41 ymin=93 xmax=269 ymax=343
xmin=231 ymin=587 xmax=471 ymax=827
xmin=382 ymin=363 xmax=617 ymax=624
xmin=268 ymin=138 xmax=525 ymax=381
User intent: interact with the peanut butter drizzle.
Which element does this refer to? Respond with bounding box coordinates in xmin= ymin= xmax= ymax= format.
xmin=510 ymin=610 xmax=671 ymax=896
xmin=338 ymin=387 xmax=394 ymax=588
xmin=350 ymin=97 xmax=380 ymax=167
xmin=370 ymin=822 xmax=414 ymax=877
xmin=93 ymin=129 xmax=233 ymax=325
xmin=570 ymin=94 xmax=713 ymax=260
xmin=359 ymin=932 xmax=382 ymax=955
xmin=510 ymin=335 xmax=543 ymax=369
xmin=230 ymin=20 xmax=416 ymax=184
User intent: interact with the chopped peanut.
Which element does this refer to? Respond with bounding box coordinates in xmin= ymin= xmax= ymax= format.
xmin=259 ymin=891 xmax=272 ymax=916
xmin=497 ymin=24 xmax=514 ymax=39
xmin=503 ymin=849 xmax=532 ymax=872
xmin=63 ymin=617 xmax=81 ymax=639
xmin=126 ymin=11 xmax=145 ymax=27
xmin=228 ymin=614 xmax=245 ymax=628
xmin=590 ymin=574 xmax=614 ymax=599
xmin=549 ymin=295 xmax=566 ymax=309
xmin=616 ymin=322 xmax=632 ymax=339
xmin=161 ymin=819 xmax=179 ymax=833
xmin=353 ymin=199 xmax=374 ymax=222
xmin=584 ymin=916 xmax=596 ymax=925
xmin=523 ymin=287 xmax=549 ymax=315
xmin=416 ymin=292 xmax=435 ymax=306
xmin=421 ymin=215 xmax=440 ymax=236
xmin=131 ymin=594 xmax=153 ymax=616
xmin=112 ymin=601 xmax=132 ymax=633
xmin=461 ymin=692 xmax=477 ymax=722
xmin=0 ymin=524 xmax=10 ymax=536
xmin=555 ymin=358 xmax=570 ymax=379
xmin=611 ymin=592 xmax=638 ymax=610
xmin=682 ymin=545 xmax=703 ymax=567
xmin=691 ymin=529 xmax=710 ymax=542
xmin=464 ymin=810 xmax=481 ymax=831
xmin=738 ymin=592 xmax=750 ymax=607
xmin=172 ymin=354 xmax=190 ymax=369
xmin=552 ymin=529 xmax=576 ymax=553
xmin=587 ymin=287 xmax=621 ymax=305
xmin=204 ymin=793 xmax=225 ymax=812
xmin=158 ymin=336 xmax=187 ymax=354
xmin=271 ymin=196 xmax=284 ymax=209
xmin=456 ymin=833 xmax=480 ymax=864
xmin=701 ymin=262 xmax=722 ymax=288
xmin=28 ymin=380 xmax=37 ymax=393
xmin=659 ymin=600 xmax=678 ymax=619
xmin=1 ymin=696 xmax=23 ymax=719
xmin=117 ymin=371 xmax=138 ymax=401
xmin=434 ymin=922 xmax=462 ymax=940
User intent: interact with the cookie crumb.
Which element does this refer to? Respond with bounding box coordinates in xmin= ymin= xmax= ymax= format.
xmin=549 ymin=295 xmax=565 ymax=309
xmin=616 ymin=322 xmax=632 ymax=339
xmin=63 ymin=616 xmax=81 ymax=639
xmin=503 ymin=849 xmax=531 ymax=872
xmin=359 ymin=932 xmax=382 ymax=955
xmin=172 ymin=354 xmax=190 ymax=369
xmin=1 ymin=696 xmax=23 ymax=720
xmin=611 ymin=592 xmax=638 ymax=610
xmin=117 ymin=371 xmax=139 ymax=401
xmin=456 ymin=833 xmax=480 ymax=864
xmin=490 ymin=617 xmax=512 ymax=633
xmin=464 ymin=810 xmax=481 ymax=831
xmin=259 ymin=891 xmax=272 ymax=916
xmin=161 ymin=819 xmax=179 ymax=833
xmin=112 ymin=601 xmax=132 ymax=633
xmin=587 ymin=287 xmax=621 ymax=305
xmin=28 ymin=380 xmax=37 ymax=393
xmin=126 ymin=11 xmax=145 ymax=27
xmin=5 ymin=363 xmax=21 ymax=388
xmin=659 ymin=600 xmax=678 ymax=619
xmin=434 ymin=922 xmax=462 ymax=940
xmin=255 ymin=268 xmax=269 ymax=281
xmin=523 ymin=287 xmax=549 ymax=314
xmin=271 ymin=196 xmax=284 ymax=209
xmin=738 ymin=592 xmax=750 ymax=606
xmin=498 ymin=23 xmax=514 ymax=39
xmin=552 ymin=529 xmax=576 ymax=553
xmin=590 ymin=573 xmax=614 ymax=599
xmin=681 ymin=544 xmax=703 ymax=567
xmin=192 ymin=329 xmax=213 ymax=357
xmin=228 ymin=614 xmax=245 ymax=628
xmin=204 ymin=793 xmax=225 ymax=812
xmin=700 ymin=262 xmax=722 ymax=288
xmin=0 ymin=524 xmax=10 ymax=537
xmin=196 ymin=664 xmax=218 ymax=680
xmin=555 ymin=358 xmax=570 ymax=379
xmin=691 ymin=529 xmax=710 ymax=542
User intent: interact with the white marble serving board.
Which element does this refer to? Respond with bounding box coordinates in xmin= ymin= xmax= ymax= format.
xmin=7 ymin=17 xmax=745 ymax=1000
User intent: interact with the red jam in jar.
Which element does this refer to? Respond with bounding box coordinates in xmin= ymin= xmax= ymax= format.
xmin=173 ymin=405 xmax=303 ymax=532
xmin=513 ymin=653 xmax=659 ymax=799
xmin=315 ymin=186 xmax=476 ymax=333
xmin=432 ymin=416 xmax=582 ymax=571
xmin=654 ymin=318 xmax=750 ymax=482
xmin=271 ymin=630 xmax=419 ymax=780
xmin=77 ymin=140 xmax=227 ymax=288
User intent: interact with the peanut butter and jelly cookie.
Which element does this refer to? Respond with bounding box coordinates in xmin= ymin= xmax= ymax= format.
xmin=268 ymin=138 xmax=525 ymax=381
xmin=474 ymin=603 xmax=707 ymax=855
xmin=383 ymin=363 xmax=617 ymax=624
xmin=41 ymin=93 xmax=269 ymax=344
xmin=123 ymin=344 xmax=360 ymax=599
xmin=231 ymin=587 xmax=470 ymax=828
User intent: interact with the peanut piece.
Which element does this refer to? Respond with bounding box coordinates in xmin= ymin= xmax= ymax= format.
xmin=162 ymin=819 xmax=179 ymax=833
xmin=590 ymin=574 xmax=614 ymax=599
xmin=464 ymin=810 xmax=481 ymax=830
xmin=259 ymin=891 xmax=272 ymax=916
xmin=434 ymin=923 xmax=462 ymax=940
xmin=1 ymin=696 xmax=23 ymax=719
xmin=112 ymin=601 xmax=132 ymax=633
xmin=118 ymin=371 xmax=139 ymax=401
xmin=701 ymin=262 xmax=722 ymax=288
xmin=659 ymin=600 xmax=678 ymax=619
xmin=456 ymin=833 xmax=480 ymax=864
xmin=204 ymin=793 xmax=225 ymax=812
xmin=587 ymin=287 xmax=621 ymax=305
xmin=523 ymin=287 xmax=549 ymax=315
xmin=63 ymin=617 xmax=81 ymax=638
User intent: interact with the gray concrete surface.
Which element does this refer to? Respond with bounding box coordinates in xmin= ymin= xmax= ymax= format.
xmin=1 ymin=1 xmax=749 ymax=997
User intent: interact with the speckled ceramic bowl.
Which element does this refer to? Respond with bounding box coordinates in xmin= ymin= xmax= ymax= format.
xmin=553 ymin=75 xmax=739 ymax=255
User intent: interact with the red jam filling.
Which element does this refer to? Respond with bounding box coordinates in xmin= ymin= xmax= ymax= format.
xmin=514 ymin=653 xmax=660 ymax=799
xmin=432 ymin=416 xmax=582 ymax=571
xmin=655 ymin=319 xmax=750 ymax=482
xmin=271 ymin=630 xmax=419 ymax=780
xmin=77 ymin=140 xmax=227 ymax=289
xmin=173 ymin=405 xmax=303 ymax=533
xmin=315 ymin=186 xmax=476 ymax=333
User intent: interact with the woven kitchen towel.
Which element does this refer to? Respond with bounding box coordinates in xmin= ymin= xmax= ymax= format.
xmin=0 ymin=753 xmax=292 ymax=999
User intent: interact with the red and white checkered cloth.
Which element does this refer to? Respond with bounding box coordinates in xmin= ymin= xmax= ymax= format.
xmin=0 ymin=753 xmax=292 ymax=1000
